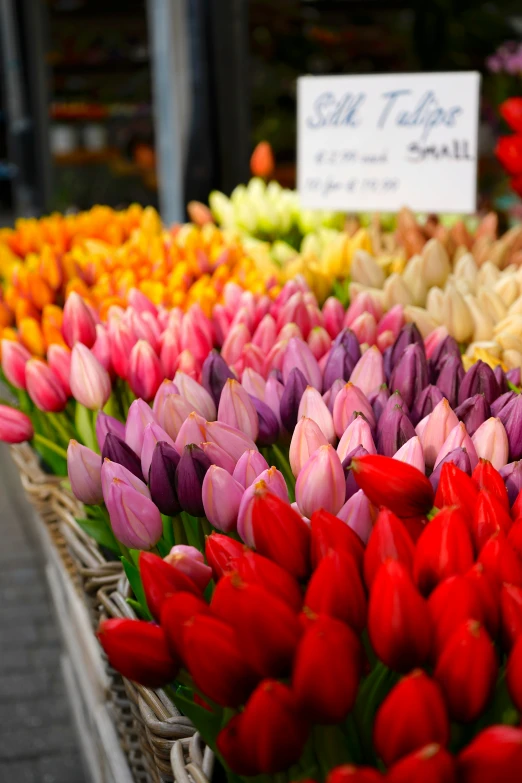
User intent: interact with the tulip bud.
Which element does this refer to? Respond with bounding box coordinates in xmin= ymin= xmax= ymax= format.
xmin=282 ymin=337 xmax=322 ymax=390
xmin=140 ymin=421 xmax=176 ymax=479
xmin=337 ymin=416 xmax=376 ymax=464
xmin=127 ymin=340 xmax=162 ymax=402
xmin=418 ymin=398 xmax=459 ymax=470
xmin=333 ymin=382 xmax=375 ymax=438
xmin=0 ymin=404 xmax=33 ymax=444
xmin=414 ymin=507 xmax=474 ymax=595
xmin=457 ymin=725 xmax=522 ymax=782
xmin=296 ymin=445 xmax=346 ymax=518
xmin=217 ymin=379 xmax=259 ymax=441
xmin=441 ymin=283 xmax=474 ymax=343
xmin=430 ymin=448 xmax=472 ymax=492
xmin=368 ymin=383 xmax=390 ymax=420
xmin=478 ymin=531 xmax=522 ymax=588
xmin=152 ymin=379 xmax=178 ymax=418
xmin=472 ymin=417 xmax=509 ymax=470
xmin=350 ymin=312 xmax=377 ymax=345
xmin=290 ymin=418 xmax=328 ymax=478
xmin=91 ymin=324 xmax=111 ymax=373
xmin=160 ymin=591 xmax=210 ymax=663
xmin=454 ymin=395 xmax=489 ymax=442
xmin=491 ymin=391 xmax=516 ymax=418
xmin=322 ymin=296 xmax=344 ymax=338
xmin=67 ymin=440 xmax=103 ymax=505
xmin=164 ymin=545 xmax=212 ymax=592
xmin=25 ymin=359 xmax=68 ymax=413
xmin=201 ymin=349 xmax=235 ymax=407
xmin=174 ymin=371 xmax=216 ymax=421
xmin=390 ymin=323 xmax=424 ymax=367
xmin=387 ymin=744 xmax=456 ymax=783
xmin=175 ymin=444 xmax=211 ymax=517
xmin=139 ymin=550 xmax=203 ymax=622
xmin=434 ymin=619 xmax=497 ymax=723
xmin=200 ymin=465 xmax=243 ymax=532
xmin=472 ymin=489 xmax=512 ymax=552
xmin=305 ymin=548 xmax=366 ymax=633
xmin=233 ymin=550 xmax=302 ymax=611
xmin=435 ymin=355 xmax=464 ymax=409
xmin=293 ymin=614 xmax=361 ymax=723
xmin=507 ymin=367 xmax=521 ymax=386
xmin=251 ymin=489 xmax=310 ymax=580
xmin=101 ymin=459 xmax=150 ymax=503
xmin=97 ymin=618 xmax=178 ymax=688
xmin=389 ymin=343 xmax=429 ymax=411
xmin=368 ymin=561 xmax=432 ymax=671
xmin=351 ymin=454 xmax=434 ymax=518
xmin=159 ymin=328 xmax=180 ymax=379
xmin=126 ymin=401 xmax=159 ymax=457
xmin=377 ymin=405 xmax=416 ymax=458
xmin=459 ymin=360 xmax=500 ymax=406
xmin=252 ymin=314 xmax=277 ymax=354
xmin=411 ymin=384 xmax=444 ymax=427
xmin=205 ymin=420 xmax=258 ymax=462
xmin=393 ymin=435 xmax=425 ymax=473
xmin=428 ymin=575 xmax=485 ymax=658
xmin=249 ymin=395 xmax=279 ymax=446
xmin=337 ymin=489 xmax=374 ymax=545
xmin=374 ymin=671 xmax=449 ymax=766
xmin=434 ymin=422 xmax=478 ymax=471
xmin=102 ymin=433 xmax=142 ymax=480
xmin=500 ymin=583 xmax=522 ymax=651
xmin=498 ymin=394 xmax=522 ymax=461
xmin=350 ymin=346 xmax=385 ymax=397
xmin=147 ymin=442 xmax=180 ymax=515
xmin=70 ymin=344 xmax=111 ymax=410
xmin=1 ymin=339 xmax=30 ymax=389
xmin=434 ymin=460 xmax=478 ymax=510
xmin=105 ymin=478 xmax=162 ymax=550
xmin=297 ymin=385 xmax=335 ymax=444
xmin=233 ymin=449 xmax=269 ymax=487
xmin=62 ymin=292 xmax=96 ymax=349
xmin=500 ymin=460 xmax=522 ymax=505
xmin=364 ymin=508 xmax=415 ymax=589
xmin=280 ymin=367 xmax=308 ymax=432
xmin=205 ymin=533 xmax=246 ymax=581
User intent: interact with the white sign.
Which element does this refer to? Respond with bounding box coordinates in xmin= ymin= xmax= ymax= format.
xmin=297 ymin=72 xmax=480 ymax=214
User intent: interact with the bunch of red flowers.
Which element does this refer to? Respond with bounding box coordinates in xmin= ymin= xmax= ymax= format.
xmin=98 ymin=455 xmax=522 ymax=781
xmin=496 ymin=97 xmax=522 ymax=198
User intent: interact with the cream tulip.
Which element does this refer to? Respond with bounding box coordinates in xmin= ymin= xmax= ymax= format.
xmin=350 ymin=250 xmax=385 ymax=288
xmin=478 ymin=289 xmax=507 ymax=323
xmin=441 ymin=283 xmax=474 ymax=343
xmin=464 ymin=294 xmax=495 ymax=342
xmin=421 ymin=238 xmax=450 ymax=288
xmin=477 ymin=261 xmax=501 ymax=289
xmin=454 ymin=253 xmax=478 ymax=293
xmin=502 ymin=349 xmax=522 ymax=371
xmin=494 ymin=275 xmax=520 ymax=308
xmin=426 ymin=287 xmax=444 ymax=322
xmin=383 ymin=273 xmax=413 ymax=309
xmin=402 ymin=255 xmax=428 ymax=306
xmin=403 ymin=306 xmax=440 ymax=339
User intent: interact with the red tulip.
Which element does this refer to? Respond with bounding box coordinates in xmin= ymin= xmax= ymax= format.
xmin=507 ymin=518 xmax=522 ymax=560
xmin=414 ymin=506 xmax=474 ymax=595
xmin=217 ymin=680 xmax=309 ymax=775
xmin=507 ymin=634 xmax=522 ymax=712
xmin=363 ymin=507 xmax=415 ymax=589
xmin=373 ymin=670 xmax=449 ymax=766
xmin=428 ymin=575 xmax=484 ymax=658
xmin=139 ymin=552 xmax=202 ymax=621
xmin=292 ymin=614 xmax=362 ymax=723
xmin=234 ymin=551 xmax=303 ymax=612
xmin=478 ymin=531 xmax=522 ymax=587
xmin=434 ymin=462 xmax=478 ymax=518
xmin=0 ymin=405 xmax=34 ymax=444
xmin=251 ymin=488 xmax=311 ymax=580
xmin=457 ymin=725 xmax=522 ymax=783
xmin=62 ymin=291 xmax=96 ymax=349
xmin=368 ymin=561 xmax=432 ymax=672
xmin=500 ymin=582 xmax=522 ymax=651
xmin=211 ymin=575 xmax=302 ymax=677
xmin=399 ymin=513 xmax=426 ymax=543
xmin=512 ymin=489 xmax=522 ymax=520
xmin=434 ymin=620 xmax=497 ymax=722
xmin=327 ymin=766 xmax=383 ymax=783
xmin=97 ymin=618 xmax=178 ymax=688
xmin=501 ymin=98 xmax=522 ymax=134
xmin=464 ymin=563 xmax=500 ymax=639
xmin=128 ymin=340 xmax=162 ymax=401
xmin=386 ymin=744 xmax=456 ymax=783
xmin=310 ymin=508 xmax=364 ymax=573
xmin=472 ymin=459 xmax=509 ymax=510
xmin=350 ymin=455 xmax=434 ymax=517
xmin=472 ymin=489 xmax=512 ymax=552
xmin=216 ymin=714 xmax=261 ymax=776
xmin=204 ymin=533 xmax=247 ymax=581
xmin=25 ymin=359 xmax=68 ymax=412
xmin=160 ymin=591 xmax=210 ymax=661
xmin=183 ymin=614 xmax=258 ymax=706
xmin=496 ymin=135 xmax=522 ymax=177
xmin=305 ymin=549 xmax=367 ymax=634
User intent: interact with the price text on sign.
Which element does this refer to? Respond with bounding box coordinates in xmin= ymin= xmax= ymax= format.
xmin=297 ymin=72 xmax=480 ymax=214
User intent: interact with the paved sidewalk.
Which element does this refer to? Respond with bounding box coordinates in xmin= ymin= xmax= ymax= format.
xmin=0 ymin=445 xmax=86 ymax=783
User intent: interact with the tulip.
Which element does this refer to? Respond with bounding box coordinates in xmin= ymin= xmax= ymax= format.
xmin=383 ymin=389 xmax=409 ymax=417
xmin=434 ymin=461 xmax=478 ymax=511
xmin=25 ymin=359 xmax=67 ymax=413
xmin=491 ymin=391 xmax=516 ymax=418
xmin=434 ymin=422 xmax=478 ymax=471
xmin=125 ymin=399 xmax=158 ymax=455
xmin=296 ymin=445 xmax=345 ymax=518
xmin=345 ymin=291 xmax=383 ymax=325
xmin=472 ymin=489 xmax=512 ymax=552
xmin=293 ymin=614 xmax=361 ymax=723
xmin=323 ymin=296 xmax=345 ymax=337
xmin=102 ymin=433 xmax=143 ymax=481
xmin=205 ymin=533 xmax=246 ymax=581
xmin=378 ymin=304 xmax=405 ymax=340
xmin=389 ymin=344 xmax=429 ymax=411
xmin=507 ymin=367 xmax=521 ymax=386
xmin=148 ymin=442 xmax=180 ymax=515
xmin=160 ymin=591 xmax=210 ymax=663
xmin=217 ymin=379 xmax=259 ymax=441
xmin=430 ymin=448 xmax=472 ymax=492
xmin=158 ymin=394 xmax=194 ymax=443
xmin=414 ymin=507 xmax=474 ymax=595
xmin=139 ymin=551 xmax=203 ymax=622
xmin=201 ymin=465 xmax=244 ymax=532
xmin=327 ymin=766 xmax=383 ymax=783
xmin=500 ymin=461 xmax=522 ymax=505
xmin=390 ymin=323 xmax=424 ymax=367
xmin=280 ymin=367 xmax=308 ymax=432
xmin=305 ymin=548 xmax=366 ymax=633
xmin=128 ymin=287 xmax=157 ymax=316
xmin=337 ymin=489 xmax=374 ymax=544
xmin=297 ymin=385 xmax=335 ymax=444
xmin=441 ymin=283 xmax=474 ymax=343
xmin=472 ymin=417 xmax=509 ymax=470
xmin=70 ymin=344 xmax=111 ymax=410
xmin=289 ymin=417 xmax=327 ymax=478
xmin=252 ymin=314 xmax=278 ymax=354
xmin=387 ymin=744 xmax=456 ymax=783
xmin=67 ymin=440 xmax=103 ymax=505
xmin=108 ymin=320 xmax=136 ymax=379
xmin=101 ymin=458 xmax=150 ymax=502
xmin=411 ymin=384 xmax=444 ymax=427
xmin=393 ymin=435 xmax=425 ymax=473
xmin=264 ymin=375 xmax=284 ymax=428
xmin=217 ymin=680 xmax=309 ymax=775
xmin=152 ymin=380 xmax=179 ymax=419
xmin=175 ymin=444 xmax=211 ymax=517
xmin=351 ymin=454 xmax=434 ymax=518
xmin=377 ymin=405 xmax=416 ymax=458
xmin=127 ymin=340 xmax=162 ymax=402
xmin=478 ymin=531 xmax=522 ymax=588
xmin=350 ymin=346 xmax=384 ymax=397
xmin=350 ymin=312 xmax=377 ymax=345
xmin=1 ymin=339 xmax=30 ymax=389
xmin=364 ymin=508 xmax=415 ymax=589
xmin=174 ymin=371 xmax=216 ymax=421
xmin=0 ymin=406 xmax=34 ymax=444
xmin=164 ymin=545 xmax=212 ymax=592
xmin=233 ymin=449 xmax=269 ymax=487
xmin=418 ymin=399 xmax=459 ymax=469
xmin=323 ymin=342 xmax=359 ymax=393
xmin=333 ymin=382 xmax=375 ymax=438
xmin=374 ymin=671 xmax=449 ymax=766
xmin=457 ymin=725 xmax=522 ymax=782
xmin=62 ymin=291 xmax=96 ymax=349
xmin=498 ymin=394 xmax=522 ymax=461
xmin=251 ymin=488 xmax=310 ymax=580
xmin=281 ymin=337 xmax=322 ymax=391
xmin=46 ymin=345 xmax=72 ymax=398
xmin=205 ymin=420 xmax=258 ymax=462
xmin=454 ymin=394 xmax=490 ymax=437
xmin=91 ymin=324 xmax=111 ymax=373
xmin=201 ymin=349 xmax=235 ymax=406
xmin=140 ymin=422 xmax=177 ymax=479
xmin=369 ymin=384 xmax=390 ymax=421
xmin=337 ymin=416 xmax=376 ymax=463
xmin=97 ymin=618 xmax=178 ymax=688
xmin=241 ymin=368 xmax=266 ymax=402
xmin=500 ymin=583 xmax=522 ymax=652
xmin=238 ymin=468 xmax=289 ymax=545
xmin=307 ymin=326 xmax=331 ymax=361
xmin=324 ymin=377 xmax=345 ymax=415
xmin=435 ymin=355 xmax=464 ymax=409
xmin=105 ymin=478 xmax=163 ymax=550
xmin=250 ymin=395 xmax=279 ymax=446
xmin=159 ymin=329 xmax=180 ymax=379
xmin=234 ymin=551 xmax=302 ymax=612
xmin=459 ymin=360 xmax=500 ymax=406
xmin=428 ymin=575 xmax=485 ymax=658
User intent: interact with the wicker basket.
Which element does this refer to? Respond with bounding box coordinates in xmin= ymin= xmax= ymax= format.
xmin=170 ymin=735 xmax=214 ymax=783
xmin=98 ymin=578 xmax=195 ymax=783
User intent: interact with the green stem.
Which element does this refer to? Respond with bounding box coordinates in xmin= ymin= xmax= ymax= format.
xmin=173 ymin=516 xmax=188 ymax=546
xmin=272 ymin=443 xmax=296 ymax=498
xmin=32 ymin=433 xmax=68 ymax=460
xmin=48 ymin=412 xmax=75 ymax=446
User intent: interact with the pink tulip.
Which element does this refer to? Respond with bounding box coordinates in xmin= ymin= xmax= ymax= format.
xmin=337 ymin=489 xmax=374 ymax=545
xmin=181 ymin=308 xmax=213 ymax=362
xmin=237 ymin=469 xmax=289 ymax=546
xmin=282 ymin=337 xmax=322 ymax=390
xmin=295 ymin=444 xmax=345 ymax=518
xmin=306 ymin=303 xmax=324 ymax=332
xmin=128 ymin=340 xmax=162 ymax=401
xmin=435 ymin=422 xmax=478 ymax=471
xmin=376 ymin=330 xmax=396 ymax=352
xmin=205 ymin=420 xmax=258 ymax=462
xmin=174 ymin=372 xmax=216 ymax=420
xmin=159 ymin=328 xmax=181 ymax=379
xmin=96 ymin=412 xmax=125 ymax=451
xmin=108 ymin=320 xmax=136 ymax=379
xmin=350 ymin=346 xmax=385 ymax=396
xmin=91 ymin=324 xmax=112 ymax=372
xmin=472 ymin=417 xmax=509 ymax=470
xmin=345 ymin=292 xmax=383 ymax=326
xmin=241 ymin=368 xmax=266 ymax=402
xmin=141 ymin=422 xmax=177 ymax=479
xmin=217 ymin=379 xmax=259 ymax=441
xmin=417 ymin=397 xmax=459 ymax=469
xmin=152 ymin=380 xmax=179 ymax=419
xmin=239 ymin=343 xmax=265 ymax=377
xmin=263 ymin=339 xmax=288 ymax=376
xmin=67 ymin=440 xmax=103 ymax=505
xmin=200 ymin=441 xmax=236 ymax=473
xmin=0 ymin=405 xmax=33 ymax=443
xmin=127 ymin=308 xmax=160 ymax=354
xmin=164 ymin=545 xmax=212 ymax=591
xmin=333 ymin=382 xmax=375 ymax=438
xmin=70 ymin=344 xmax=111 ymax=410
xmin=26 ymin=359 xmax=68 ymax=412
xmin=322 ymin=296 xmax=344 ymax=338
xmin=229 ymin=305 xmax=254 ymax=334
xmin=156 ymin=393 xmax=193 ymax=441
xmin=297 ymin=386 xmax=335 ymax=443
xmin=212 ymin=303 xmax=231 ymax=346
xmin=125 ymin=399 xmax=159 ymax=455
xmin=377 ymin=304 xmax=404 ymax=338
xmin=424 ymin=325 xmax=449 ymax=359
xmin=233 ymin=449 xmax=269 ymax=487
xmin=1 ymin=339 xmax=30 ymax=389
xmin=393 ymin=435 xmax=425 ymax=473
xmin=308 ymin=326 xmax=332 ymax=361
xmin=62 ymin=292 xmax=96 ymax=349
xmin=221 ymin=323 xmax=251 ymax=366
xmin=324 ymin=378 xmax=345 ymax=415
xmin=252 ymin=314 xmax=277 ymax=354
xmin=174 ymin=411 xmax=208 ymax=451
xmin=128 ymin=287 xmax=157 ymax=317
xmin=173 ymin=349 xmax=200 ymax=380
xmin=265 ymin=376 xmax=284 ymax=429
xmin=349 ymin=313 xmax=377 ymax=346
xmin=47 ymin=345 xmax=72 ymax=397
xmin=337 ymin=416 xmax=377 ymax=462
xmin=201 ymin=466 xmax=244 ymax=532
xmin=105 ymin=478 xmax=162 ymax=550
xmin=277 ymin=292 xmax=311 ymax=338
xmin=289 ymin=417 xmax=328 ymax=477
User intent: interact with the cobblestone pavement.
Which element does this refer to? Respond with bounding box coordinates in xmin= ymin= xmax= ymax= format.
xmin=0 ymin=445 xmax=87 ymax=783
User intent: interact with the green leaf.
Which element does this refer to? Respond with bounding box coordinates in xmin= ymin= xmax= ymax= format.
xmin=75 ymin=403 xmax=97 ymax=451
xmin=172 ymin=686 xmax=223 ymax=750
xmin=75 ymin=516 xmax=120 ymax=554
xmin=162 ymin=515 xmax=175 ymax=550
xmin=313 ymin=725 xmax=354 ymax=775
xmin=181 ymin=512 xmax=204 ymax=550
xmin=121 ymin=557 xmax=152 ymax=620
xmin=126 ymin=598 xmax=150 ymax=619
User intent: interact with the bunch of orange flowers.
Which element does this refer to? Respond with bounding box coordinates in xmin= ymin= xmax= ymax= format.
xmin=0 ymin=204 xmax=280 ymax=358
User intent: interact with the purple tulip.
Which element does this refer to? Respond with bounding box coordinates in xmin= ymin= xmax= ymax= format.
xmin=324 ymin=378 xmax=345 ymax=415
xmin=428 ymin=334 xmax=461 ymax=380
xmin=105 ymin=478 xmax=163 ymax=550
xmin=249 ymin=395 xmax=279 ymax=446
xmin=494 ymin=365 xmax=509 ymax=395
xmin=149 ymin=442 xmax=181 ymax=515
xmin=141 ymin=422 xmax=177 ymax=479
xmin=382 ymin=390 xmax=409 ymax=418
xmin=383 ymin=346 xmax=393 ymax=383
xmin=269 ymin=367 xmax=284 ymax=384
xmin=323 ymin=329 xmax=361 ymax=391
xmin=491 ymin=391 xmax=516 ymax=417
xmin=429 ymin=447 xmax=472 ymax=491
xmin=201 ymin=350 xmax=235 ymax=407
xmin=389 ymin=343 xmax=428 ymax=410
xmin=411 ymin=384 xmax=444 ymax=427
xmin=507 ymin=368 xmax=521 ymax=387
xmin=458 ymin=360 xmax=500 ymax=406
xmin=368 ymin=384 xmax=390 ymax=421
xmin=377 ymin=405 xmax=416 ymax=458
xmin=280 ymin=367 xmax=308 ymax=432
xmin=454 ymin=394 xmax=490 ymax=437
xmin=332 ymin=327 xmax=362 ymax=360
xmin=102 ymin=433 xmax=143 ymax=480
xmin=390 ymin=323 xmax=424 ymax=368
xmin=436 ymin=354 xmax=465 ymax=408
xmin=500 ymin=461 xmax=522 ymax=505
xmin=95 ymin=412 xmax=125 ymax=452
xmin=497 ymin=394 xmax=522 ymax=460
xmin=342 ymin=445 xmax=369 ymax=501
xmin=175 ymin=444 xmax=212 ymax=516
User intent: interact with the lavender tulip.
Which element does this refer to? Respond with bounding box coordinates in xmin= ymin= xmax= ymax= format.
xmin=436 ymin=354 xmax=464 ymax=408
xmin=249 ymin=395 xmax=279 ymax=446
xmin=389 ymin=343 xmax=428 ymax=410
xmin=201 ymin=350 xmax=235 ymax=406
xmin=233 ymin=449 xmax=270 ymax=487
xmin=337 ymin=489 xmax=374 ymax=545
xmin=491 ymin=391 xmax=516 ymax=417
xmin=500 ymin=461 xmax=522 ymax=505
xmin=507 ymin=368 xmax=521 ymax=387
xmin=390 ymin=323 xmax=424 ymax=367
xmin=101 ymin=458 xmax=150 ymax=501
xmin=282 ymin=338 xmax=322 ymax=390
xmin=175 ymin=444 xmax=212 ymax=516
xmin=337 ymin=415 xmax=376 ymax=462
xmin=105 ymin=479 xmax=162 ymax=550
xmin=323 ymin=329 xmax=361 ymax=392
xmin=494 ymin=365 xmax=509 ymax=395
xmin=152 ymin=380 xmax=179 ymax=420
xmin=67 ymin=441 xmax=103 ymax=505
xmin=280 ymin=367 xmax=308 ymax=432
xmin=200 ymin=441 xmax=236 ymax=474
xmin=454 ymin=393 xmax=490 ymax=437
xmin=205 ymin=420 xmax=258 ymax=462
xmin=149 ymin=442 xmax=181 ymax=515
xmin=368 ymin=384 xmax=390 ymax=421
xmin=411 ymin=384 xmax=444 ymax=427
xmin=428 ymin=334 xmax=461 ymax=380
xmin=333 ymin=382 xmax=375 ymax=437
xmin=96 ymin=412 xmax=125 ymax=452
xmin=102 ymin=433 xmax=143 ymax=480
xmin=202 ymin=466 xmax=244 ymax=532
xmin=430 ymin=447 xmax=472 ymax=491
xmin=125 ymin=399 xmax=158 ymax=455
xmin=458 ymin=360 xmax=500 ymax=406
xmin=342 ymin=445 xmax=369 ymax=501
xmin=382 ymin=390 xmax=409 ymax=417
xmin=297 ymin=386 xmax=335 ymax=444
xmin=377 ymin=405 xmax=416 ymax=457
xmin=324 ymin=378 xmax=345 ymax=415
xmin=497 ymin=394 xmax=522 ymax=460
